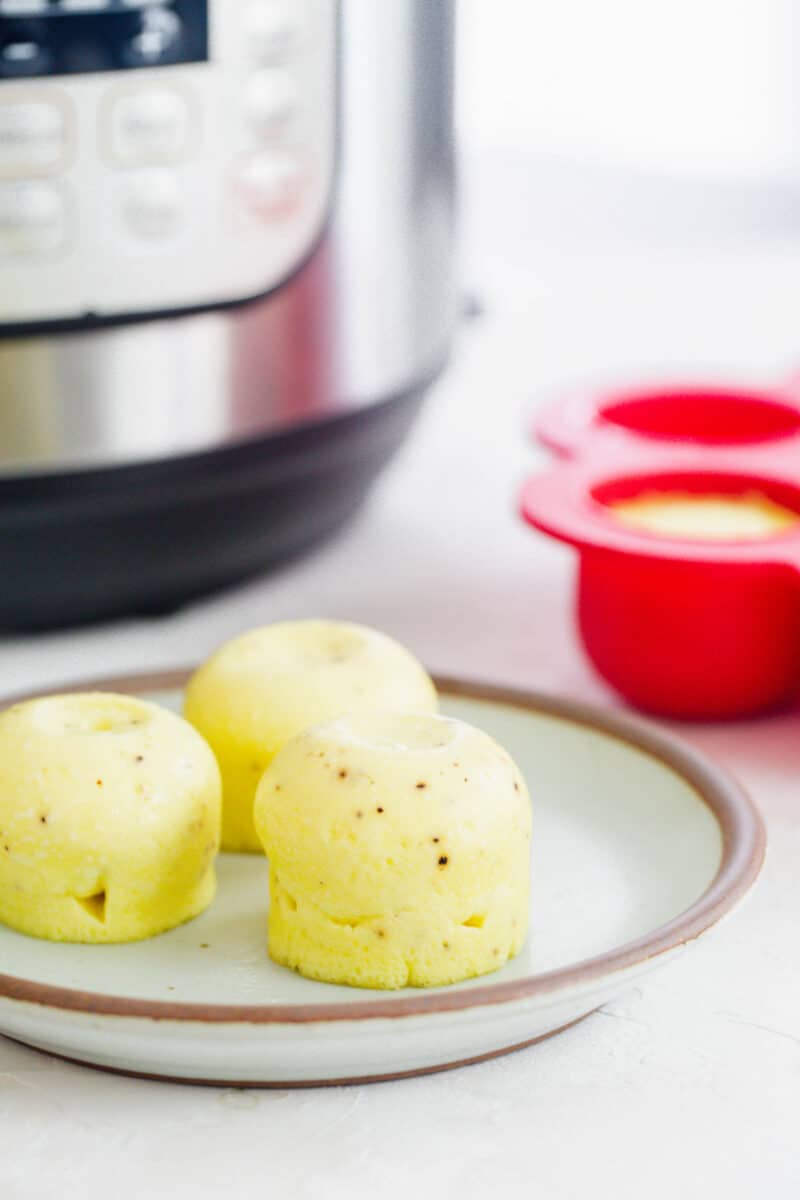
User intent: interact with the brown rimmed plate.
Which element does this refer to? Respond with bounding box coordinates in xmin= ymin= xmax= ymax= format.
xmin=0 ymin=671 xmax=765 ymax=1086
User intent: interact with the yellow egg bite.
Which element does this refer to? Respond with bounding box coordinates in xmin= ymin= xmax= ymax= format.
xmin=184 ymin=620 xmax=438 ymax=852
xmin=255 ymin=711 xmax=532 ymax=989
xmin=608 ymin=490 xmax=799 ymax=541
xmin=0 ymin=693 xmax=221 ymax=943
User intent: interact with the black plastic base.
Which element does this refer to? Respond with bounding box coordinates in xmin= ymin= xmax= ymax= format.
xmin=0 ymin=382 xmax=429 ymax=631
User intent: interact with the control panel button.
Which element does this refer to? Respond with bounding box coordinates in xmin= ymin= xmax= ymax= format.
xmin=0 ymin=182 xmax=66 ymax=257
xmin=0 ymin=36 xmax=50 ymax=78
xmin=244 ymin=2 xmax=300 ymax=63
xmin=124 ymin=7 xmax=183 ymax=68
xmin=108 ymin=88 xmax=191 ymax=165
xmin=122 ymin=169 xmax=182 ymax=239
xmin=243 ymin=69 xmax=298 ymax=141
xmin=234 ymin=151 xmax=306 ymax=222
xmin=0 ymin=99 xmax=67 ymax=178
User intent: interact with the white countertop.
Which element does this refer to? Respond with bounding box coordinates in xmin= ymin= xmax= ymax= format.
xmin=2 ymin=161 xmax=800 ymax=1199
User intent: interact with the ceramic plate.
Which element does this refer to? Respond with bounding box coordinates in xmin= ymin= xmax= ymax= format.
xmin=0 ymin=672 xmax=764 ymax=1087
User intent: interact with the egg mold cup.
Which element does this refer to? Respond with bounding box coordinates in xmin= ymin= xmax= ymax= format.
xmin=521 ymin=378 xmax=800 ymax=720
xmin=535 ymin=377 xmax=800 ymax=458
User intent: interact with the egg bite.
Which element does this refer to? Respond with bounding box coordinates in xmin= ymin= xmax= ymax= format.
xmin=608 ymin=490 xmax=798 ymax=541
xmin=255 ymin=711 xmax=532 ymax=989
xmin=184 ymin=620 xmax=438 ymax=852
xmin=0 ymin=692 xmax=221 ymax=943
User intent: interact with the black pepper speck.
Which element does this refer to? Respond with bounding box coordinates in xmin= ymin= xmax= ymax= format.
xmin=438 ymin=855 xmax=448 ymax=866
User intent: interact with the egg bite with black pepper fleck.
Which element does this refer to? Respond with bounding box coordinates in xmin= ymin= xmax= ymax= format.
xmin=184 ymin=620 xmax=438 ymax=852
xmin=0 ymin=693 xmax=221 ymax=943
xmin=254 ymin=711 xmax=532 ymax=989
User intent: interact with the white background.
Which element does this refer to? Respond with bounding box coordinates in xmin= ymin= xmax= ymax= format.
xmin=459 ymin=0 xmax=800 ymax=179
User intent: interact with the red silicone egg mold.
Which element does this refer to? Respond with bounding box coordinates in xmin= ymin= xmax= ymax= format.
xmin=520 ymin=377 xmax=800 ymax=719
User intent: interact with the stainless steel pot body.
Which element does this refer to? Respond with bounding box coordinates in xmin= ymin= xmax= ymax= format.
xmin=0 ymin=0 xmax=456 ymax=476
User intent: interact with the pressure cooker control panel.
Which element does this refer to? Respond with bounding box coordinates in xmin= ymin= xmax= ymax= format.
xmin=0 ymin=1 xmax=337 ymax=328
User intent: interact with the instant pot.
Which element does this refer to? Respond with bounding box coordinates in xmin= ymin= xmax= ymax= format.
xmin=0 ymin=0 xmax=456 ymax=628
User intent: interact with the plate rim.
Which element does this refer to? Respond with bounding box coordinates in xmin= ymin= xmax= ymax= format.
xmin=0 ymin=669 xmax=766 ymax=1025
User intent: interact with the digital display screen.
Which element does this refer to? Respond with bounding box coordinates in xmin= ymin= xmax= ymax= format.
xmin=0 ymin=1 xmax=208 ymax=78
